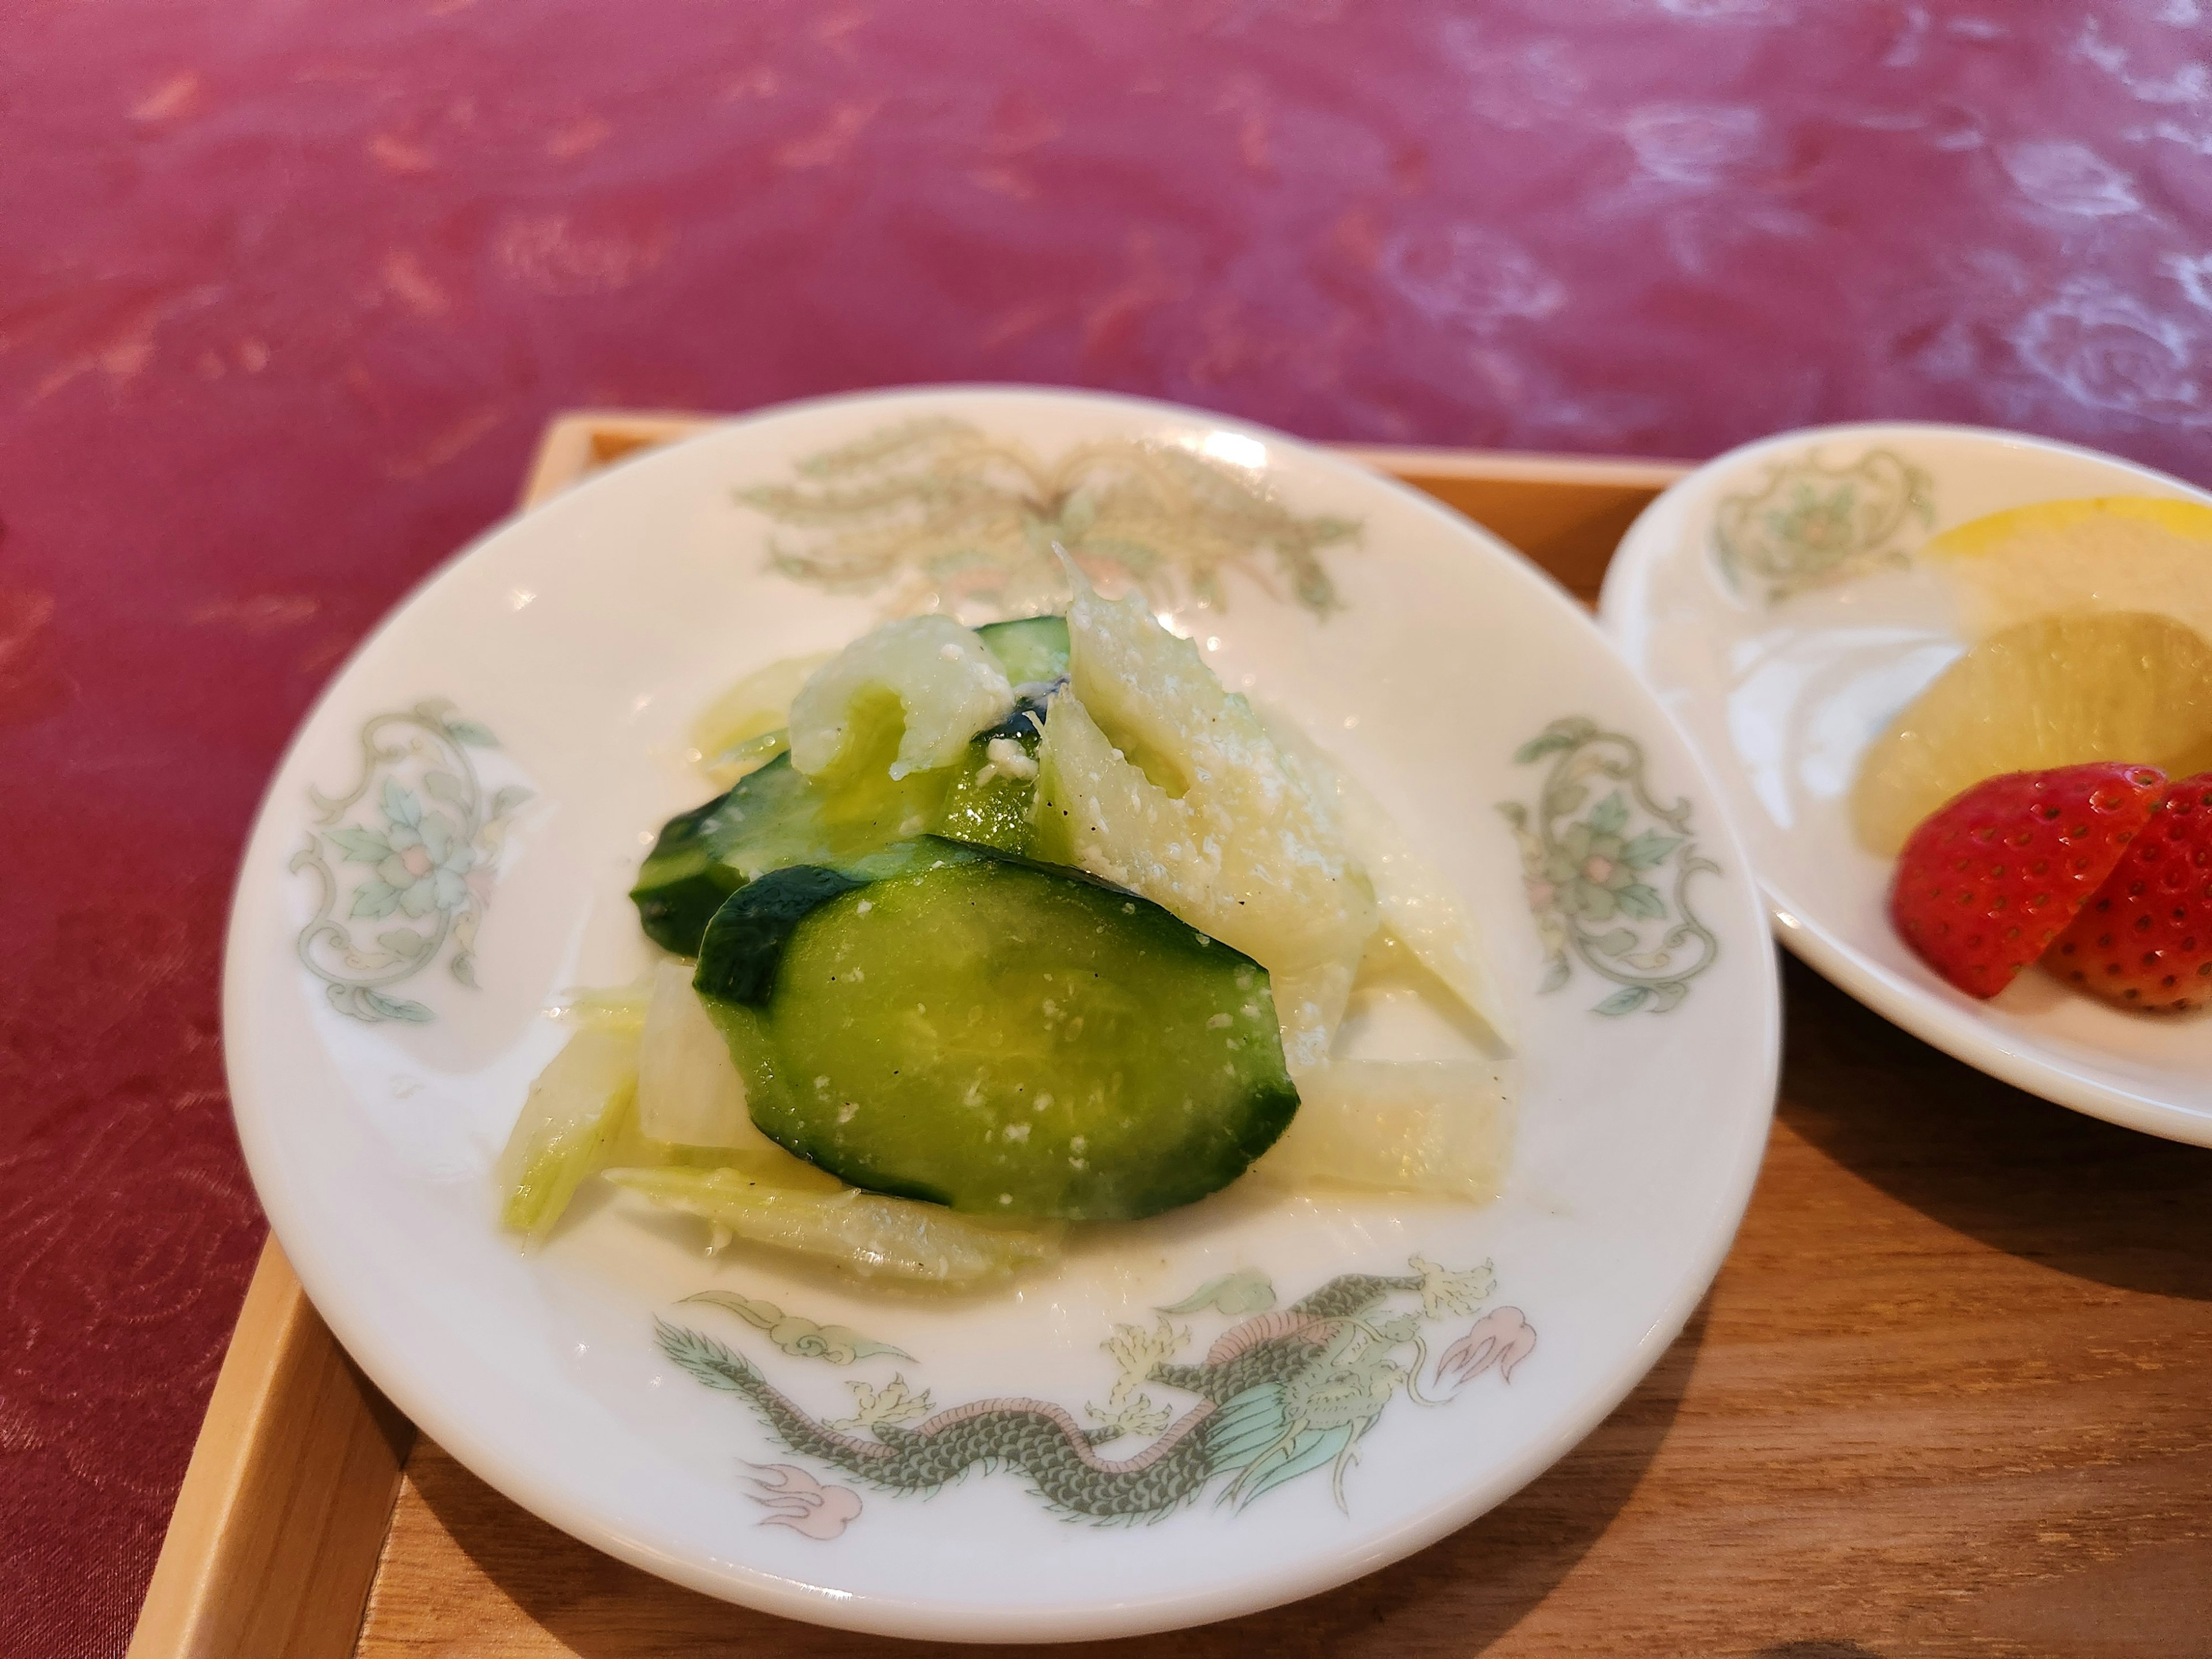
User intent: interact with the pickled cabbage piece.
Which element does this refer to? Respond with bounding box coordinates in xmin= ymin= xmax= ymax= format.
xmin=974 ymin=615 xmax=1071 ymax=687
xmin=1035 ymin=583 xmax=1378 ymax=1054
xmin=1256 ymin=1059 xmax=1510 ymax=1202
xmin=1259 ymin=708 xmax=1508 ymax=1045
xmin=790 ymin=616 xmax=1014 ymax=782
xmin=691 ymin=651 xmax=833 ymax=783
xmin=1270 ymin=958 xmax=1362 ymax=1074
xmin=556 ymin=975 xmax=654 ymax=1035
xmin=603 ymin=1166 xmax=1062 ymax=1286
xmin=497 ymin=1024 xmax=640 ymax=1243
xmin=604 ymin=1127 xmax=849 ymax=1191
xmin=636 ymin=959 xmax=769 ymax=1150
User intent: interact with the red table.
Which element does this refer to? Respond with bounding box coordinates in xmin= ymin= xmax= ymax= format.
xmin=5 ymin=4 xmax=2210 ymax=1654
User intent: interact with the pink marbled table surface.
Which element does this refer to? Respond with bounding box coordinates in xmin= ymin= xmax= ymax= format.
xmin=4 ymin=3 xmax=2210 ymax=1654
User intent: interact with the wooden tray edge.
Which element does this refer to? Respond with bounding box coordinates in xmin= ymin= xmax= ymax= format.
xmin=124 ymin=1244 xmax=413 ymax=1659
xmin=131 ymin=407 xmax=1689 ymax=1659
xmin=126 ymin=426 xmax=596 ymax=1659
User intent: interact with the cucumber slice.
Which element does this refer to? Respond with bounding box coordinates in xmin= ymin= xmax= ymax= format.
xmin=630 ymin=755 xmax=818 ymax=955
xmin=930 ymin=700 xmax=1047 ymax=857
xmin=631 ymin=716 xmax=957 ymax=955
xmin=696 ymin=843 xmax=1300 ymax=1221
xmin=693 ymin=839 xmax=978 ymax=1007
xmin=975 ymin=615 xmax=1069 ymax=687
xmin=636 ymin=647 xmax=1065 ymax=954
xmin=703 ymin=728 xmax=789 ymax=788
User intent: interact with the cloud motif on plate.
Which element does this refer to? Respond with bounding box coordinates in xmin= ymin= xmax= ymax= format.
xmin=745 ymin=1463 xmax=863 ymax=1540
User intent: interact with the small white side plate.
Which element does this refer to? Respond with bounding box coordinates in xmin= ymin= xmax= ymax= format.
xmin=226 ymin=387 xmax=1778 ymax=1641
xmin=1602 ymin=421 xmax=2212 ymax=1148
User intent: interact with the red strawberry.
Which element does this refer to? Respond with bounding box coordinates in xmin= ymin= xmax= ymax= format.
xmin=2048 ymin=772 xmax=2212 ymax=1012
xmin=1889 ymin=763 xmax=2166 ymax=999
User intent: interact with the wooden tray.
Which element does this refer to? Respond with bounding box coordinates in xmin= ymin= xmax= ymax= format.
xmin=127 ymin=414 xmax=2212 ymax=1659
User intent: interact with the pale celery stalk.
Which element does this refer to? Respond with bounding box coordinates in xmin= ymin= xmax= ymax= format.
xmin=497 ymin=1024 xmax=641 ymax=1243
xmin=604 ymin=1165 xmax=1061 ymax=1286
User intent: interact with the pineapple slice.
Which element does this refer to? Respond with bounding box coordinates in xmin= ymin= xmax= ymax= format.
xmin=1851 ymin=610 xmax=2212 ymax=854
xmin=789 ymin=617 xmax=1013 ymax=782
xmin=1035 ymin=583 xmax=1378 ymax=1066
xmin=1923 ymin=496 xmax=2212 ymax=645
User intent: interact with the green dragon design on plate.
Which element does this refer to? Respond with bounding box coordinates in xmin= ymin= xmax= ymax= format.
xmin=740 ymin=416 xmax=1361 ymax=619
xmin=1711 ymin=445 xmax=1934 ymax=603
xmin=1499 ymin=717 xmax=1719 ymax=1016
xmin=657 ymin=1256 xmax=1536 ymax=1534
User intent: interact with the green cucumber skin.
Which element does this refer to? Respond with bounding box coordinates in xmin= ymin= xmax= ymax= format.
xmin=693 ymin=839 xmax=981 ymax=1007
xmin=631 ymin=743 xmax=955 ymax=956
xmin=694 ymin=865 xmax=869 ymax=1005
xmin=629 ymin=756 xmax=815 ymax=954
xmin=930 ymin=719 xmax=1044 ymax=857
xmin=974 ymin=616 xmax=1070 ymax=687
xmin=702 ymin=849 xmax=1299 ymax=1222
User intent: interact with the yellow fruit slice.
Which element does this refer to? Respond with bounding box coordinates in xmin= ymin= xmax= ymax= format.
xmin=1851 ymin=611 xmax=2212 ymax=855
xmin=1923 ymin=495 xmax=2212 ymax=645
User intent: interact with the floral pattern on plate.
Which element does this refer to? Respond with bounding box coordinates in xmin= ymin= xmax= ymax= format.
xmin=291 ymin=699 xmax=532 ymax=1023
xmin=656 ymin=1256 xmax=1535 ymax=1533
xmin=1500 ymin=717 xmax=1720 ymax=1016
xmin=1711 ymin=446 xmax=1934 ymax=603
xmin=740 ymin=416 xmax=1361 ymax=618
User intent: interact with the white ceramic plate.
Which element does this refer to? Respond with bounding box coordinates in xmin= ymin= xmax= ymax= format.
xmin=226 ymin=387 xmax=1778 ymax=1641
xmin=1601 ymin=421 xmax=2212 ymax=1149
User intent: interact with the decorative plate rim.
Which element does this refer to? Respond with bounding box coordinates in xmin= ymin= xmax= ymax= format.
xmin=223 ymin=383 xmax=1782 ymax=1640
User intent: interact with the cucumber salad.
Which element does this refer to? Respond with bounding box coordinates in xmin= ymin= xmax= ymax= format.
xmin=497 ymin=572 xmax=1511 ymax=1287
